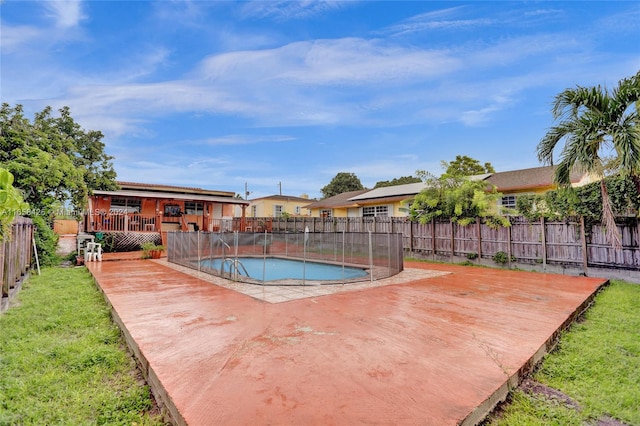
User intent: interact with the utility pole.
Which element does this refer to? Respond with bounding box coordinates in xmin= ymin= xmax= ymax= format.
xmin=279 ymin=181 xmax=282 ymax=195
xmin=245 ymin=182 xmax=251 ymax=200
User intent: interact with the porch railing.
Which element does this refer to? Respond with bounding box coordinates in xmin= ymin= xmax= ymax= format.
xmin=89 ymin=213 xmax=157 ymax=232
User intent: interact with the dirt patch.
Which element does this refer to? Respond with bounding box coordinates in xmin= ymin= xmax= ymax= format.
xmin=520 ymin=379 xmax=629 ymax=426
xmin=520 ymin=378 xmax=581 ymax=410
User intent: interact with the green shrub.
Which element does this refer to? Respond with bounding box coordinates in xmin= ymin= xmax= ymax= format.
xmin=31 ymin=215 xmax=60 ymax=266
xmin=493 ymin=251 xmax=510 ymax=265
xmin=140 ymin=242 xmax=165 ymax=259
xmin=94 ymin=232 xmax=116 ymax=253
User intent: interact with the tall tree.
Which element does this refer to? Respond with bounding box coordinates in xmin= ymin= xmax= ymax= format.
xmin=537 ymin=71 xmax=640 ymax=247
xmin=373 ymin=176 xmax=421 ymax=188
xmin=442 ymin=155 xmax=495 ymax=177
xmin=0 ymin=104 xmax=118 ymax=215
xmin=321 ymin=172 xmax=365 ymax=198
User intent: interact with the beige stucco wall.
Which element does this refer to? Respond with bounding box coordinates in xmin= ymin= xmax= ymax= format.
xmin=249 ymin=199 xmax=310 ymax=217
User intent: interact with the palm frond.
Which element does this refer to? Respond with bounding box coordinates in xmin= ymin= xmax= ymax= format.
xmin=552 ymin=85 xmax=608 ymax=120
xmin=537 ymin=121 xmax=576 ymax=164
xmin=611 ymin=114 xmax=640 ymax=176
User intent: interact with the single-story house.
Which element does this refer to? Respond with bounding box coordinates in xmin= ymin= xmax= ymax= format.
xmin=84 ymin=182 xmax=250 ymax=247
xmin=304 ymin=189 xmax=375 ymax=218
xmin=305 ymin=166 xmax=595 ymax=218
xmin=247 ymin=194 xmax=312 ymax=218
xmin=484 ymin=166 xmax=594 ymax=210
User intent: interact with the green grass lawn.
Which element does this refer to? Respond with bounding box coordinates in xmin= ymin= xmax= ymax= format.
xmin=489 ymin=280 xmax=640 ymax=425
xmin=0 ymin=267 xmax=165 ymax=425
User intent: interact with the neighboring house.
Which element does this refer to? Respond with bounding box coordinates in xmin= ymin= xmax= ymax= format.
xmin=304 ymin=189 xmax=374 ymax=218
xmin=247 ymin=194 xmax=312 ymax=218
xmin=484 ymin=165 xmax=594 ymax=211
xmin=346 ymin=183 xmax=427 ymax=217
xmin=305 ymin=166 xmax=595 ymax=218
xmin=85 ymin=181 xmax=249 ymax=235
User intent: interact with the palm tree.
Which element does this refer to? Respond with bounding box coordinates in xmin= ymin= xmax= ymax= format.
xmin=537 ymin=71 xmax=640 ymax=248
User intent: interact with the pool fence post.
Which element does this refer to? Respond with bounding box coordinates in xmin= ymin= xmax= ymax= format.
xmin=262 ymin=230 xmax=267 ymax=285
xmin=387 ymin=232 xmax=391 ymax=275
xmin=303 ymin=226 xmax=308 ymax=286
xmin=234 ymin=231 xmax=240 ymax=281
xmin=197 ymin=231 xmax=201 ymax=273
xmin=369 ymin=231 xmax=373 ymax=283
xmin=342 ymin=229 xmax=346 ymax=285
xmin=181 ymin=232 xmax=186 ymax=267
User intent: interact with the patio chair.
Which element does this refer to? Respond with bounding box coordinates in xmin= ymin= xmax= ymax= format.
xmin=84 ymin=242 xmax=103 ymax=262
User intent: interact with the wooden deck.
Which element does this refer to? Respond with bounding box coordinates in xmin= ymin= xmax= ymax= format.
xmin=86 ymin=260 xmax=607 ymax=425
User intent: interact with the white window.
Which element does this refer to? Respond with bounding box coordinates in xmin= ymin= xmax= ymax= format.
xmin=294 ymin=206 xmax=301 ymax=215
xmin=274 ymin=205 xmax=284 ymax=217
xmin=501 ymin=195 xmax=516 ymax=209
xmin=362 ymin=205 xmax=389 ymax=217
xmin=320 ymin=209 xmax=332 ymax=218
xmin=184 ymin=202 xmax=203 ymax=215
xmin=251 ymin=205 xmax=257 ymax=217
xmin=110 ymin=197 xmax=141 ymax=214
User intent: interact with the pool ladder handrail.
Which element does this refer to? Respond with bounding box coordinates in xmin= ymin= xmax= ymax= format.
xmin=216 ymin=236 xmax=231 ymax=250
xmin=220 ymin=257 xmax=250 ymax=281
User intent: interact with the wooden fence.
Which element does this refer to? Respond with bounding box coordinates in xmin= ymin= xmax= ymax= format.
xmin=1 ymin=216 xmax=34 ymax=312
xmin=244 ymin=216 xmax=640 ymax=272
xmin=53 ymin=219 xmax=79 ymax=235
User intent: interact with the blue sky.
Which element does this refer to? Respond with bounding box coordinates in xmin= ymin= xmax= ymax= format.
xmin=2 ymin=1 xmax=639 ymax=200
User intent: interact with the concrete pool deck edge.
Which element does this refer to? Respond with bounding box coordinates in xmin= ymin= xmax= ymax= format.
xmin=460 ymin=278 xmax=607 ymax=425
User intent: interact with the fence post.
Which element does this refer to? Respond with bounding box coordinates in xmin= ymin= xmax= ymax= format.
xmin=409 ymin=219 xmax=414 ymax=252
xmin=1 ymin=240 xmax=6 ymax=298
xmin=507 ymin=222 xmax=512 ymax=269
xmin=476 ymin=218 xmax=482 ymax=259
xmin=540 ymin=217 xmax=547 ymax=269
xmin=580 ymin=216 xmax=588 ymax=276
xmin=450 ymin=220 xmax=455 ymax=260
xmin=431 ymin=220 xmax=436 ymax=258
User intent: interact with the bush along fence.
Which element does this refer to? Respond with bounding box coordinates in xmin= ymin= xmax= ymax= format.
xmin=241 ymin=216 xmax=640 ymax=275
xmin=1 ymin=216 xmax=34 ymax=313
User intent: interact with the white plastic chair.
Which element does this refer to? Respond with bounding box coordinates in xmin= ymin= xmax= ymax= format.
xmin=84 ymin=242 xmax=103 ymax=262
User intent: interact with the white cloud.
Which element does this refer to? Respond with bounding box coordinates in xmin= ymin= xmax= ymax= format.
xmin=240 ymin=0 xmax=347 ymax=21
xmin=43 ymin=0 xmax=85 ymax=28
xmin=383 ymin=6 xmax=496 ymax=36
xmin=0 ymin=24 xmax=41 ymax=52
xmin=198 ymin=38 xmax=461 ymax=87
xmin=39 ymin=28 xmax=616 ymax=136
xmin=597 ymin=6 xmax=640 ymax=34
xmin=200 ymin=134 xmax=296 ymax=146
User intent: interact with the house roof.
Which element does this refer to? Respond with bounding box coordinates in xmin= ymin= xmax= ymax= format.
xmin=303 ymin=190 xmax=369 ymax=209
xmin=116 ymin=181 xmax=236 ymax=198
xmin=348 ymin=182 xmax=427 ymax=201
xmin=94 ymin=182 xmax=248 ymax=205
xmin=305 ymin=166 xmax=589 ymax=211
xmin=484 ymin=166 xmax=586 ymax=192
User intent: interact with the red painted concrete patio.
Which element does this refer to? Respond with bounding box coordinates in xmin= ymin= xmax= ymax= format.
xmin=87 ymin=260 xmax=606 ymax=425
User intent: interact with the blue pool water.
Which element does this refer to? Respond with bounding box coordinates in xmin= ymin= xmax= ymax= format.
xmin=200 ymin=257 xmax=368 ymax=282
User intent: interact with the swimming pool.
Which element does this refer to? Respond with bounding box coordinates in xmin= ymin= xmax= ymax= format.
xmin=200 ymin=257 xmax=368 ymax=283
